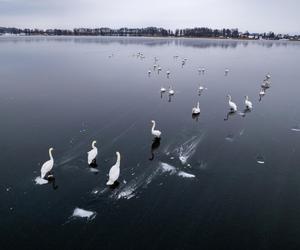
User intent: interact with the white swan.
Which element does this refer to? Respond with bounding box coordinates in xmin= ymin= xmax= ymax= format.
xmin=151 ymin=120 xmax=162 ymax=138
xmin=41 ymin=147 xmax=54 ymax=179
xmin=158 ymin=66 xmax=162 ymax=71
xmin=160 ymin=87 xmax=166 ymax=93
xmin=148 ymin=69 xmax=151 ymax=75
xmin=227 ymin=95 xmax=237 ymax=112
xmin=198 ymin=85 xmax=207 ymax=92
xmin=244 ymin=96 xmax=253 ymax=109
xmin=166 ymin=70 xmax=170 ymax=76
xmin=87 ymin=140 xmax=98 ymax=165
xmin=225 ymin=68 xmax=229 ymax=74
xmin=153 ymin=64 xmax=157 ymax=69
xmin=106 ymin=152 xmax=121 ymax=185
xmin=259 ymin=89 xmax=265 ymax=96
xmin=192 ymin=102 xmax=200 ymax=114
xmin=168 ymin=86 xmax=175 ymax=95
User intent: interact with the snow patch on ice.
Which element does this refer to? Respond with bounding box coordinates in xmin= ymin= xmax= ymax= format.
xmin=72 ymin=208 xmax=96 ymax=220
xmin=177 ymin=171 xmax=195 ymax=178
xmin=35 ymin=176 xmax=48 ymax=185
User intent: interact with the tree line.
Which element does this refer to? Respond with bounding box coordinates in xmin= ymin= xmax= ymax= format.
xmin=0 ymin=26 xmax=299 ymax=40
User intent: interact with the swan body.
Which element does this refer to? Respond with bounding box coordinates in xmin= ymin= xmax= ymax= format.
xmin=148 ymin=70 xmax=151 ymax=75
xmin=160 ymin=87 xmax=166 ymax=92
xmin=192 ymin=102 xmax=200 ymax=114
xmin=153 ymin=64 xmax=157 ymax=69
xmin=262 ymin=79 xmax=271 ymax=88
xmin=259 ymin=89 xmax=265 ymax=96
xmin=199 ymin=85 xmax=207 ymax=91
xmin=227 ymin=95 xmax=237 ymax=112
xmin=106 ymin=152 xmax=121 ymax=185
xmin=151 ymin=120 xmax=162 ymax=138
xmin=166 ymin=70 xmax=170 ymax=76
xmin=87 ymin=140 xmax=98 ymax=165
xmin=158 ymin=66 xmax=162 ymax=71
xmin=244 ymin=96 xmax=253 ymax=109
xmin=41 ymin=148 xmax=54 ymax=179
xmin=225 ymin=69 xmax=229 ymax=74
xmin=168 ymin=86 xmax=175 ymax=95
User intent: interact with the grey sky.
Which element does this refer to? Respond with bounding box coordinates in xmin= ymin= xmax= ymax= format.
xmin=0 ymin=0 xmax=299 ymax=34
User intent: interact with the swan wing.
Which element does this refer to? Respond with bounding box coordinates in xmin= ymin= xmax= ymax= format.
xmin=87 ymin=148 xmax=98 ymax=164
xmin=153 ymin=130 xmax=161 ymax=138
xmin=41 ymin=159 xmax=53 ymax=178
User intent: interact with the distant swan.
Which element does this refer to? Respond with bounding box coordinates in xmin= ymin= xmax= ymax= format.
xmin=192 ymin=102 xmax=200 ymax=114
xmin=168 ymin=86 xmax=175 ymax=95
xmin=148 ymin=69 xmax=151 ymax=75
xmin=166 ymin=70 xmax=170 ymax=77
xmin=227 ymin=94 xmax=237 ymax=112
xmin=157 ymin=66 xmax=162 ymax=71
xmin=262 ymin=79 xmax=271 ymax=88
xmin=244 ymin=96 xmax=253 ymax=110
xmin=87 ymin=140 xmax=98 ymax=165
xmin=160 ymin=87 xmax=166 ymax=93
xmin=225 ymin=68 xmax=229 ymax=74
xmin=106 ymin=152 xmax=121 ymax=185
xmin=259 ymin=89 xmax=265 ymax=96
xmin=153 ymin=64 xmax=157 ymax=69
xmin=41 ymin=147 xmax=54 ymax=179
xmin=151 ymin=120 xmax=162 ymax=138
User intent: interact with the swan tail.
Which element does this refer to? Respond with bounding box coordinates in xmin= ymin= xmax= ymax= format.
xmin=106 ymin=179 xmax=114 ymax=185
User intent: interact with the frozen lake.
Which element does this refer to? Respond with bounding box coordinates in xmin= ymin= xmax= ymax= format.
xmin=1 ymin=36 xmax=300 ymax=250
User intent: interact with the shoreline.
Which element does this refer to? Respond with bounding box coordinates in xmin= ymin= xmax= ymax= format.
xmin=0 ymin=34 xmax=298 ymax=42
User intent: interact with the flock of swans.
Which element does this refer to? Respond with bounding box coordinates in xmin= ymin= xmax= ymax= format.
xmin=38 ymin=52 xmax=272 ymax=187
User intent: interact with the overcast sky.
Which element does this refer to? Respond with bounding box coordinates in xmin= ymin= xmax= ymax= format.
xmin=0 ymin=0 xmax=299 ymax=34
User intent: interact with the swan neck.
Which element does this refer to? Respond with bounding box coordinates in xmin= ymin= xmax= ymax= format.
xmin=116 ymin=153 xmax=121 ymax=165
xmin=152 ymin=122 xmax=156 ymax=131
xmin=49 ymin=149 xmax=53 ymax=160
